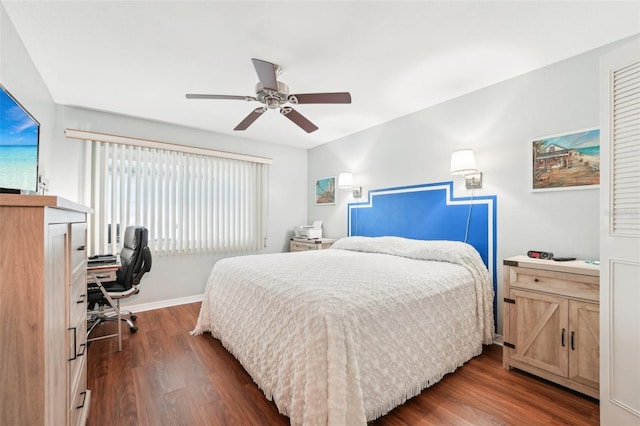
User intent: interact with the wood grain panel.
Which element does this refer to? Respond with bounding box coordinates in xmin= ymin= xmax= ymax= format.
xmin=569 ymin=300 xmax=600 ymax=389
xmin=0 ymin=206 xmax=46 ymax=425
xmin=511 ymin=289 xmax=568 ymax=377
xmin=510 ymin=266 xmax=599 ymax=300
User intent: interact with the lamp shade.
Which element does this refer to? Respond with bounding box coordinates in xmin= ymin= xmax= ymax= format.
xmin=450 ymin=149 xmax=477 ymax=176
xmin=338 ymin=172 xmax=354 ymax=189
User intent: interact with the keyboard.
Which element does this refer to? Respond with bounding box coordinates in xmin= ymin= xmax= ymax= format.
xmin=88 ymin=254 xmax=118 ymax=265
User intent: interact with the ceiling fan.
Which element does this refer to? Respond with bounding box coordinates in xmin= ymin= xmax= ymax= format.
xmin=186 ymin=58 xmax=352 ymax=133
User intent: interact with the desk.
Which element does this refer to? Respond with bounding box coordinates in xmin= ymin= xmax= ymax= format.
xmin=87 ymin=263 xmax=125 ymax=350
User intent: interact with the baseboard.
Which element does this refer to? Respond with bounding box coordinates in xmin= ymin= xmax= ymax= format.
xmin=492 ymin=334 xmax=504 ymax=346
xmin=122 ymin=294 xmax=204 ymax=313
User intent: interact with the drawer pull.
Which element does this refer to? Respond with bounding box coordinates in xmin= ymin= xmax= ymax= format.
xmin=571 ymin=331 xmax=575 ymax=350
xmin=77 ymin=245 xmax=86 ymax=251
xmin=77 ymin=391 xmax=87 ymax=409
xmin=77 ymin=293 xmax=86 ymax=304
xmin=78 ymin=343 xmax=86 ymax=357
xmin=561 ymin=328 xmax=565 ymax=347
xmin=534 ymin=278 xmax=539 ymax=282
xmin=68 ymin=327 xmax=77 ymax=361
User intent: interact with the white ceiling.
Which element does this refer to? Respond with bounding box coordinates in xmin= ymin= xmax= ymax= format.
xmin=3 ymin=1 xmax=639 ymax=149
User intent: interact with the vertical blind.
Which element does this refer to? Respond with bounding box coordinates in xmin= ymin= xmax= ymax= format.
xmin=89 ymin=141 xmax=269 ymax=256
xmin=612 ymin=60 xmax=640 ymax=236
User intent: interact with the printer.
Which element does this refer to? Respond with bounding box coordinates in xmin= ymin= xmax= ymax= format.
xmin=293 ymin=220 xmax=323 ymax=239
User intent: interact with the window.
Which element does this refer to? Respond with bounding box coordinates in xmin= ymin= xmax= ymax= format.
xmin=82 ymin=135 xmax=269 ymax=256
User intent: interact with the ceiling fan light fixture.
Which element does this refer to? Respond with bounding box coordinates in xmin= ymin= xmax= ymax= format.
xmin=266 ymin=98 xmax=280 ymax=109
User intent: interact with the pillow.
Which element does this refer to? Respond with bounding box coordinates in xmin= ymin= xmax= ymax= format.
xmin=331 ymin=235 xmax=481 ymax=265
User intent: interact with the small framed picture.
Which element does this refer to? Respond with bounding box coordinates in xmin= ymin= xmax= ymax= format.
xmin=315 ymin=176 xmax=336 ymax=205
xmin=531 ymin=127 xmax=600 ymax=192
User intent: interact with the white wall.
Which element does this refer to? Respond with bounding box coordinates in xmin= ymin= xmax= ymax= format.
xmin=2 ymin=4 xmax=309 ymax=308
xmin=1 ymin=5 xmax=56 ymax=182
xmin=307 ymin=38 xmax=635 ymax=334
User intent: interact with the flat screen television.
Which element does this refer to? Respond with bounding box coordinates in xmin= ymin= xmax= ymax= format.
xmin=0 ymin=84 xmax=40 ymax=193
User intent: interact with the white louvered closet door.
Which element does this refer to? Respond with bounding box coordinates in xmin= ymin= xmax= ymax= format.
xmin=600 ymin=37 xmax=640 ymax=425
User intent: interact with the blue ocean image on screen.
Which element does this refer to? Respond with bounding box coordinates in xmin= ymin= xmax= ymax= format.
xmin=0 ymin=87 xmax=39 ymax=191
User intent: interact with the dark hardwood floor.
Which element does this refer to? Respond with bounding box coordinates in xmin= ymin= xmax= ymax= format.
xmin=87 ymin=302 xmax=599 ymax=425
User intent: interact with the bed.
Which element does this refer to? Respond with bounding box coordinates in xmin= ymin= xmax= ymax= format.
xmin=192 ymin=182 xmax=497 ymax=425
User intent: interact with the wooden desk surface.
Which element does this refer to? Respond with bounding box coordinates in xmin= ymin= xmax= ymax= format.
xmin=87 ymin=263 xmax=120 ymax=273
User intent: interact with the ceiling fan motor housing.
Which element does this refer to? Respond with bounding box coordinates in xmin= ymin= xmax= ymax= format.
xmin=256 ymin=81 xmax=290 ymax=108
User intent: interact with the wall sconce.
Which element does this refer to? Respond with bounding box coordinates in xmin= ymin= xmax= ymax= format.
xmin=450 ymin=149 xmax=482 ymax=189
xmin=338 ymin=172 xmax=362 ymax=198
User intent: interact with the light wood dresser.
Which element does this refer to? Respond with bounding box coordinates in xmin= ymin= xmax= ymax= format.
xmin=502 ymin=255 xmax=600 ymax=399
xmin=0 ymin=195 xmax=92 ymax=425
xmin=289 ymin=238 xmax=336 ymax=252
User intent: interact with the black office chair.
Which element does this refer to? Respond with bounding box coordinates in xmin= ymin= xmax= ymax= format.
xmin=87 ymin=226 xmax=152 ymax=351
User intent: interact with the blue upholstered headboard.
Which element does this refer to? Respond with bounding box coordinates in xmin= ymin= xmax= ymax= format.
xmin=347 ymin=181 xmax=497 ymax=327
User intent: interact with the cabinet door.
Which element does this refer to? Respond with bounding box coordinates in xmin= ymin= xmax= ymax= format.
xmin=510 ymin=289 xmax=569 ymax=377
xmin=568 ymin=300 xmax=599 ymax=390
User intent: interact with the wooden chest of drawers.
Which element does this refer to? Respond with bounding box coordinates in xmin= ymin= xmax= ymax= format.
xmin=0 ymin=195 xmax=92 ymax=425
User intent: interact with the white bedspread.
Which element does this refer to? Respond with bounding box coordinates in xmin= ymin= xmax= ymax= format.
xmin=192 ymin=236 xmax=494 ymax=425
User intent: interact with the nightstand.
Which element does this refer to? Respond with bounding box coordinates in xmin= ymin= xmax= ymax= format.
xmin=289 ymin=238 xmax=336 ymax=252
xmin=502 ymin=255 xmax=600 ymax=399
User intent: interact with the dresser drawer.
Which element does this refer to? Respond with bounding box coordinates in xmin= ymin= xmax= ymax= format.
xmin=67 ymin=312 xmax=87 ymax=395
xmin=290 ymin=239 xmax=335 ymax=252
xmin=69 ymin=356 xmax=88 ymax=426
xmin=290 ymin=241 xmax=316 ymax=251
xmin=508 ymin=266 xmax=599 ymax=301
xmin=71 ymin=222 xmax=87 ymax=273
xmin=70 ymin=271 xmax=87 ymax=326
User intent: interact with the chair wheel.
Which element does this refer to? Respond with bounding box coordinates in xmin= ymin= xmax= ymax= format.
xmin=130 ymin=315 xmax=137 ymax=321
xmin=130 ymin=326 xmax=138 ymax=333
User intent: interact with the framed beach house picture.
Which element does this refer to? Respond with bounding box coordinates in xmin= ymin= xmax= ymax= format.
xmin=531 ymin=127 xmax=600 ymax=192
xmin=315 ymin=176 xmax=336 ymax=205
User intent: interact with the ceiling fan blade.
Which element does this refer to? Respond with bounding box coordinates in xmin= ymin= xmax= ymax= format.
xmin=251 ymin=58 xmax=278 ymax=92
xmin=289 ymin=92 xmax=352 ymax=104
xmin=234 ymin=107 xmax=266 ymax=131
xmin=280 ymin=107 xmax=319 ymax=133
xmin=186 ymin=94 xmax=256 ymax=101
